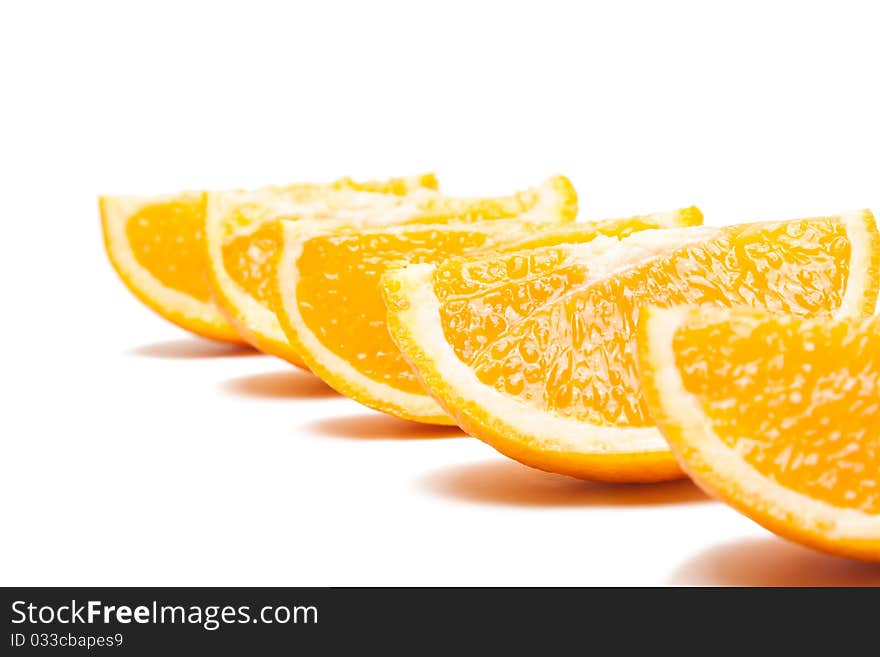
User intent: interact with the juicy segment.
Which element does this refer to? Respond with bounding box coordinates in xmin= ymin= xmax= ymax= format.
xmin=208 ymin=175 xmax=578 ymax=366
xmin=638 ymin=306 xmax=880 ymax=560
xmin=277 ymin=207 xmax=701 ymax=423
xmin=674 ymin=311 xmax=880 ymax=513
xmin=296 ymin=227 xmax=495 ymax=396
xmin=223 ymin=221 xmax=283 ymax=308
xmin=384 ymin=211 xmax=880 ymax=481
xmin=126 ymin=197 xmax=211 ymax=302
xmin=441 ymin=218 xmax=850 ymax=427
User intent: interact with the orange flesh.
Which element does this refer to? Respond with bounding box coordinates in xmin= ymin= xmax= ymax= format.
xmin=222 ymin=222 xmax=283 ymax=305
xmin=126 ymin=199 xmax=211 ymax=301
xmin=674 ymin=314 xmax=880 ymax=514
xmin=293 ymin=217 xmax=683 ymax=393
xmin=436 ymin=218 xmax=850 ymax=427
xmin=297 ymin=228 xmax=493 ymax=393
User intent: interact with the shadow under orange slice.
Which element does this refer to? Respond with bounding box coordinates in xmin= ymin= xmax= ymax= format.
xmin=669 ymin=537 xmax=880 ymax=586
xmin=221 ymin=370 xmax=338 ymax=400
xmin=130 ymin=338 xmax=259 ymax=359
xmin=307 ymin=413 xmax=465 ymax=440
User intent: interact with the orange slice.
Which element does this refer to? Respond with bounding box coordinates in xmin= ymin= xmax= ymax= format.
xmin=275 ymin=207 xmax=699 ymax=423
xmin=384 ymin=211 xmax=880 ymax=481
xmin=100 ymin=174 xmax=437 ymax=342
xmin=638 ymin=305 xmax=880 ymax=560
xmin=206 ymin=176 xmax=577 ymax=367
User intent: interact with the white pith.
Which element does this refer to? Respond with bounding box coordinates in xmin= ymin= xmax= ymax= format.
xmin=837 ymin=210 xmax=876 ymax=318
xmin=204 ymin=191 xmax=288 ymax=344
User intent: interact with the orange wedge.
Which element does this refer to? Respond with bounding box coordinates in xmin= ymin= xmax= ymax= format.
xmin=638 ymin=305 xmax=880 ymax=560
xmin=275 ymin=207 xmax=699 ymax=423
xmin=100 ymin=174 xmax=437 ymax=342
xmin=384 ymin=211 xmax=880 ymax=481
xmin=206 ymin=176 xmax=577 ymax=367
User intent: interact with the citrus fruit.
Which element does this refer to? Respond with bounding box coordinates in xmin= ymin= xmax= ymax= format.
xmin=275 ymin=206 xmax=698 ymax=423
xmin=100 ymin=174 xmax=437 ymax=342
xmin=383 ymin=210 xmax=879 ymax=481
xmin=638 ymin=305 xmax=880 ymax=560
xmin=206 ymin=176 xmax=577 ymax=367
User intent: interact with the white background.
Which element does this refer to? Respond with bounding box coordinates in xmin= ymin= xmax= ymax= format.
xmin=2 ymin=0 xmax=880 ymax=586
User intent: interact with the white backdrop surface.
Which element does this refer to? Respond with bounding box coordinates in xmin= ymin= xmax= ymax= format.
xmin=2 ymin=0 xmax=879 ymax=585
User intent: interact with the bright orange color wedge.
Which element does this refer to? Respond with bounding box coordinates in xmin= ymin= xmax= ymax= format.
xmin=384 ymin=211 xmax=880 ymax=481
xmin=206 ymin=176 xmax=577 ymax=367
xmin=100 ymin=174 xmax=437 ymax=342
xmin=274 ymin=208 xmax=701 ymax=423
xmin=639 ymin=306 xmax=880 ymax=560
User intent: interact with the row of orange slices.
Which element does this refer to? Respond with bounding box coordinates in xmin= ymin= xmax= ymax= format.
xmin=101 ymin=174 xmax=880 ymax=562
